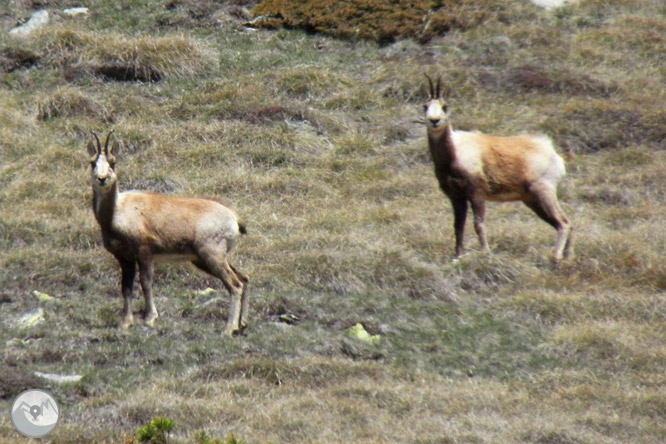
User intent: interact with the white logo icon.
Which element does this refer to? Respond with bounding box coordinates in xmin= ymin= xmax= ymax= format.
xmin=11 ymin=389 xmax=60 ymax=438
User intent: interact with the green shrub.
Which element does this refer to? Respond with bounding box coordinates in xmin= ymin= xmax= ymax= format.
xmin=194 ymin=431 xmax=245 ymax=444
xmin=136 ymin=417 xmax=176 ymax=444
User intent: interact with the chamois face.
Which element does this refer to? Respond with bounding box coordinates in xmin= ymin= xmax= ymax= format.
xmin=87 ymin=130 xmax=117 ymax=191
xmin=424 ymin=97 xmax=449 ymax=133
xmin=423 ymin=74 xmax=449 ymax=134
xmin=90 ymin=151 xmax=117 ymax=190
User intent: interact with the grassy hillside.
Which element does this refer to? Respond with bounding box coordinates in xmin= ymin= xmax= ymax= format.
xmin=1 ymin=0 xmax=665 ymax=442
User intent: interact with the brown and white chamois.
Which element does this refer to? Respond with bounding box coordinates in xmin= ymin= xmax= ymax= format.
xmin=88 ymin=130 xmax=249 ymax=335
xmin=423 ymin=74 xmax=573 ymax=261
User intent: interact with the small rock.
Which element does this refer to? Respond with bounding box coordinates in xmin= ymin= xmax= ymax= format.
xmin=277 ymin=313 xmax=300 ymax=325
xmin=34 ymin=372 xmax=83 ymax=384
xmin=33 ymin=290 xmax=54 ymax=302
xmin=14 ymin=307 xmax=45 ymax=328
xmin=197 ymin=288 xmax=217 ymax=296
xmin=9 ymin=10 xmax=49 ymax=37
xmin=62 ymin=7 xmax=89 ymax=17
xmin=201 ymin=296 xmax=224 ymax=307
xmin=347 ymin=323 xmax=381 ymax=345
xmin=530 ymin=0 xmax=578 ymax=9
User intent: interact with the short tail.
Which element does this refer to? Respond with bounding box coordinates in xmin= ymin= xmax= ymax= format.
xmin=238 ymin=221 xmax=248 ymax=235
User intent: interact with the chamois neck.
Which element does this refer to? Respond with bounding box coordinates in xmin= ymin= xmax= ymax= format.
xmin=93 ymin=182 xmax=119 ymax=234
xmin=427 ymin=124 xmax=456 ymax=166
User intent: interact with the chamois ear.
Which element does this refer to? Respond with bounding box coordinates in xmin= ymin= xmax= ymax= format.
xmin=440 ymin=82 xmax=451 ymax=100
xmin=109 ymin=139 xmax=120 ymax=156
xmin=86 ymin=139 xmax=98 ymax=157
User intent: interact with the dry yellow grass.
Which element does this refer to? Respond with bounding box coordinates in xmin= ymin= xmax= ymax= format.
xmin=1 ymin=0 xmax=666 ymax=443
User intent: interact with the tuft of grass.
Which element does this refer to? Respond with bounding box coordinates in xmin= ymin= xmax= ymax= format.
xmin=36 ymin=86 xmax=113 ymax=122
xmin=30 ymin=25 xmax=218 ymax=82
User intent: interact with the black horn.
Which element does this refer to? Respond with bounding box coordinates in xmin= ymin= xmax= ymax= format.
xmin=425 ymin=73 xmax=435 ymax=98
xmin=435 ymin=75 xmax=442 ymax=99
xmin=91 ymin=130 xmax=102 ymax=154
xmin=103 ymin=129 xmax=115 ymax=154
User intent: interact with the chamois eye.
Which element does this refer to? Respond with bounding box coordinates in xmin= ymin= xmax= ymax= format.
xmin=443 ymin=105 xmax=449 ymax=112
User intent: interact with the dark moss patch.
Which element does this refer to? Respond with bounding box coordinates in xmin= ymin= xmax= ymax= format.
xmin=93 ymin=62 xmax=163 ymax=83
xmin=542 ymin=101 xmax=666 ymax=153
xmin=0 ymin=365 xmax=43 ymax=400
xmin=158 ymin=0 xmax=258 ymax=29
xmin=0 ymin=47 xmax=41 ymax=73
xmin=251 ymin=0 xmax=530 ymax=44
xmin=499 ymin=65 xmax=615 ymax=97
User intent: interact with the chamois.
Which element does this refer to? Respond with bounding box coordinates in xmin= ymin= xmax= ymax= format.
xmin=88 ymin=130 xmax=249 ymax=335
xmin=423 ymin=74 xmax=573 ymax=261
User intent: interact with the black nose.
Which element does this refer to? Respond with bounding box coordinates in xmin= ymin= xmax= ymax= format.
xmin=429 ymin=118 xmax=440 ymax=126
xmin=98 ymin=177 xmax=107 ymax=185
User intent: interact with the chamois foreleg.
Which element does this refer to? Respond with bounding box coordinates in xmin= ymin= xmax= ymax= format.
xmin=138 ymin=255 xmax=159 ymax=327
xmin=119 ymin=259 xmax=137 ymax=329
xmin=524 ymin=182 xmax=573 ymax=261
xmin=450 ymin=197 xmax=469 ymax=260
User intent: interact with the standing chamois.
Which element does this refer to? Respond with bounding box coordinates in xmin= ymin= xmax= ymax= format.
xmin=88 ymin=130 xmax=249 ymax=335
xmin=423 ymin=74 xmax=573 ymax=261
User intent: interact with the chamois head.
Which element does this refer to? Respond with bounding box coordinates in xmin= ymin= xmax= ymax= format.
xmin=423 ymin=74 xmax=450 ymax=134
xmin=87 ymin=129 xmax=117 ymax=190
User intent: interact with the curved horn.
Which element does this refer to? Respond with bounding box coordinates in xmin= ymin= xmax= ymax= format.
xmin=91 ymin=130 xmax=102 ymax=154
xmin=103 ymin=129 xmax=115 ymax=154
xmin=424 ymin=73 xmax=435 ymax=98
xmin=435 ymin=75 xmax=442 ymax=99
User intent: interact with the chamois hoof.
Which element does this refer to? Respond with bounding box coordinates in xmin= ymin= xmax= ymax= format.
xmin=144 ymin=312 xmax=159 ymax=328
xmin=120 ymin=317 xmax=134 ymax=329
xmin=223 ymin=324 xmax=246 ymax=337
xmin=451 ymin=254 xmax=467 ymax=264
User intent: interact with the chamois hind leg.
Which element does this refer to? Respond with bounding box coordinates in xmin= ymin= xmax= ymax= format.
xmin=118 ymin=259 xmax=137 ymax=329
xmin=193 ymin=248 xmax=245 ymax=336
xmin=450 ymin=197 xmax=469 ymax=260
xmin=524 ymin=183 xmax=573 ymax=261
xmin=137 ymin=255 xmax=159 ymax=327
xmin=230 ymin=264 xmax=250 ymax=329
